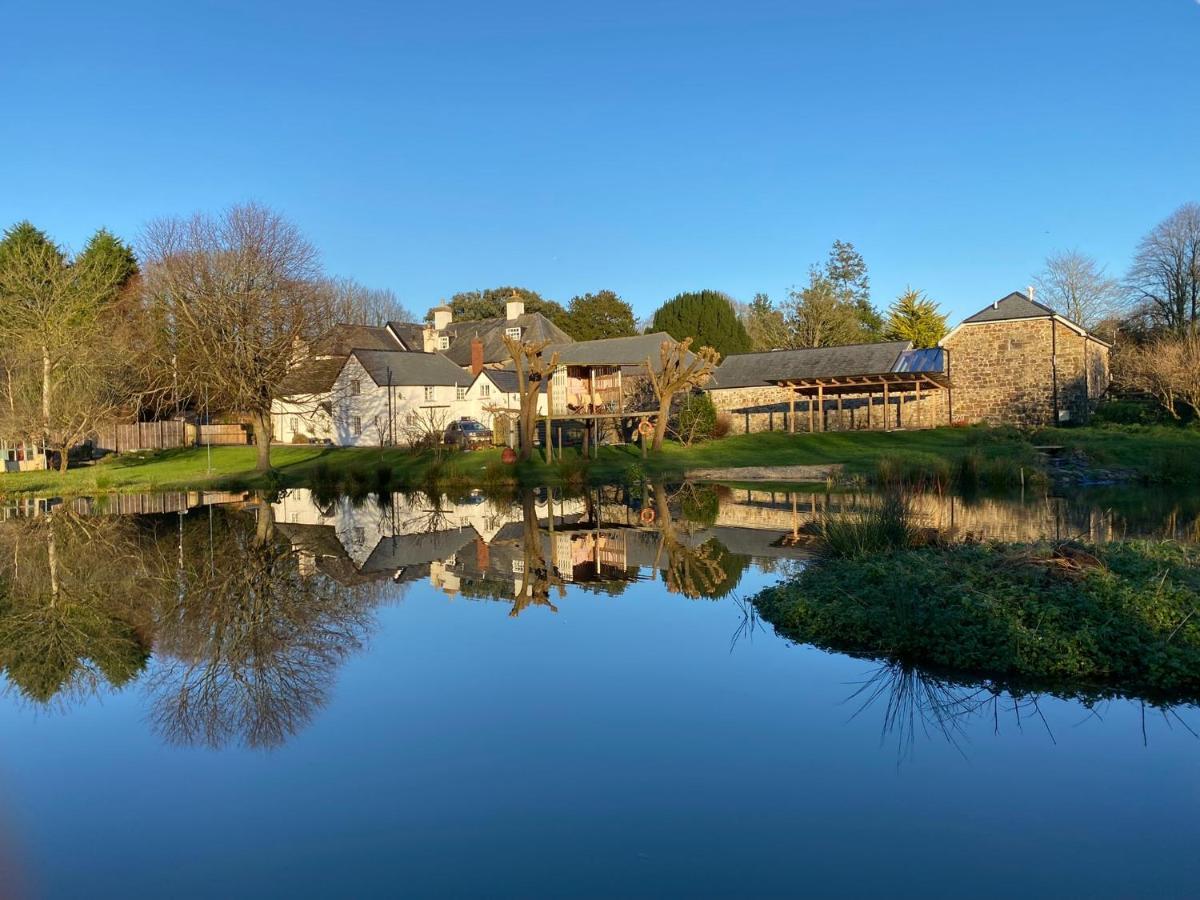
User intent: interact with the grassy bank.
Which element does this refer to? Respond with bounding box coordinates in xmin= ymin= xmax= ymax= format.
xmin=754 ymin=539 xmax=1200 ymax=704
xmin=1 ymin=424 xmax=1197 ymax=498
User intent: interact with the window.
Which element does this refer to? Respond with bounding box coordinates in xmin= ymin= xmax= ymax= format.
xmin=438 ymin=336 xmax=450 ymax=350
xmin=424 ymin=386 xmax=436 ymax=402
xmin=480 ymin=383 xmax=491 ymax=399
xmin=456 ymin=386 xmax=467 ymax=401
xmin=289 ymin=417 xmax=300 ymax=433
xmin=349 ymin=378 xmax=361 ymax=396
xmin=353 ymin=527 xmax=365 ymax=546
xmin=505 ymin=326 xmax=521 ymax=340
xmin=512 ymin=559 xmax=525 ymax=574
xmin=406 ymin=412 xmax=418 ymax=426
xmin=352 ymin=415 xmax=362 ymax=436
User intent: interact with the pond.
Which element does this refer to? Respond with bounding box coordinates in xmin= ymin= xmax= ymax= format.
xmin=0 ymin=483 xmax=1197 ymax=898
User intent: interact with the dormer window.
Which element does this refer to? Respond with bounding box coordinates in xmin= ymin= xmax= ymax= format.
xmin=438 ymin=335 xmax=450 ymax=350
xmin=505 ymin=326 xmax=522 ymax=340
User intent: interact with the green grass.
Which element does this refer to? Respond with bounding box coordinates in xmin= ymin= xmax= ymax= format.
xmin=2 ymin=423 xmax=1198 ymax=498
xmin=754 ymin=539 xmax=1200 ymax=704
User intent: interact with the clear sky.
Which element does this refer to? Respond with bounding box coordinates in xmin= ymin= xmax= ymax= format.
xmin=2 ymin=0 xmax=1198 ymax=323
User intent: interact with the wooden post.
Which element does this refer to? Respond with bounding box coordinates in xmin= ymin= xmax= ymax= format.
xmin=882 ymin=382 xmax=890 ymax=431
xmin=808 ymin=391 xmax=815 ymax=433
xmin=867 ymin=392 xmax=872 ymax=430
xmin=817 ymin=384 xmax=825 ymax=432
xmin=787 ymin=384 xmax=795 ymax=434
xmin=915 ymin=380 xmax=922 ymax=430
xmin=836 ymin=394 xmax=843 ymax=432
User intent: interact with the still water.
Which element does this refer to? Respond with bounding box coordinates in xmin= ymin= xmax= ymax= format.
xmin=0 ymin=484 xmax=1197 ymax=898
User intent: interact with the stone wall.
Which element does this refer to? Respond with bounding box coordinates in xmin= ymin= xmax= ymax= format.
xmin=709 ymin=385 xmax=949 ymax=434
xmin=943 ymin=319 xmax=1110 ymax=427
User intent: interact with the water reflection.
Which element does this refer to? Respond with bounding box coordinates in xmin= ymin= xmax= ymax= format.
xmin=0 ymin=482 xmax=1196 ymax=752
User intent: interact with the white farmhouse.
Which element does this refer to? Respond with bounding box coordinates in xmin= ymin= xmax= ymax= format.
xmin=330 ymin=349 xmax=468 ymax=447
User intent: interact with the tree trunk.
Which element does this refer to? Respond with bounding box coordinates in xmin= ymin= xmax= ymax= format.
xmin=41 ymin=345 xmax=51 ymax=452
xmin=651 ymin=393 xmax=672 ymax=451
xmin=252 ymin=411 xmax=273 ymax=473
xmin=58 ymin=449 xmax=68 ymax=474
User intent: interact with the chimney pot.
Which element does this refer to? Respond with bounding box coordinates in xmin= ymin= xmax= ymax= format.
xmin=471 ymin=337 xmax=484 ymax=376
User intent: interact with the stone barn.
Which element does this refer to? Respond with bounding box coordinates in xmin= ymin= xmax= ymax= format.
xmin=940 ymin=292 xmax=1110 ymax=426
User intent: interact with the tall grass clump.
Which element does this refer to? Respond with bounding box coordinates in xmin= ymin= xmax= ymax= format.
xmin=819 ymin=491 xmax=915 ymax=558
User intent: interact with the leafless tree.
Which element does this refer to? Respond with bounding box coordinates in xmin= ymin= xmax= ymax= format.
xmin=1116 ymin=333 xmax=1200 ymax=419
xmin=140 ymin=203 xmax=332 ymax=472
xmin=643 ymin=337 xmax=720 ymax=451
xmin=501 ymin=334 xmax=559 ymax=462
xmin=1125 ymin=202 xmax=1200 ymax=335
xmin=325 ymin=276 xmax=415 ymax=326
xmin=1033 ymin=250 xmax=1119 ymax=329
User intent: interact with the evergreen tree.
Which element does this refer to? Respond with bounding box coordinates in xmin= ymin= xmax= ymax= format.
xmin=650 ymin=290 xmax=751 ymax=358
xmin=564 ymin=290 xmax=637 ymax=341
xmin=823 ymin=240 xmax=883 ymax=340
xmin=440 ymin=286 xmax=570 ymax=332
xmin=884 ymin=287 xmax=948 ymax=348
xmin=77 ymin=228 xmax=138 ymax=291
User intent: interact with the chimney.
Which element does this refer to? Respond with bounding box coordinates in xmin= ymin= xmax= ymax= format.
xmin=1027 ymin=285 xmax=1035 ymax=301
xmin=470 ymin=337 xmax=484 ymax=376
xmin=506 ymin=297 xmax=524 ymax=321
xmin=432 ymin=305 xmax=453 ymax=331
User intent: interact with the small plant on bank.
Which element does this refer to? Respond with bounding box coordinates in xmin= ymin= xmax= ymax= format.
xmin=819 ymin=491 xmax=915 ymax=558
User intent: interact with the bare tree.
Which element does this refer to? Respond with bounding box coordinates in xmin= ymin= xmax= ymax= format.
xmin=140 ymin=203 xmax=332 ymax=472
xmin=501 ymin=334 xmax=559 ymax=462
xmin=1116 ymin=333 xmax=1200 ymax=420
xmin=1033 ymin=250 xmax=1119 ymax=329
xmin=644 ymin=337 xmax=720 ymax=451
xmin=1126 ymin=202 xmax=1200 ymax=335
xmin=325 ymin=276 xmax=415 ymax=325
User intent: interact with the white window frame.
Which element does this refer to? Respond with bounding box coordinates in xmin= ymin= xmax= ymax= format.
xmin=349 ymin=378 xmax=361 ymax=396
xmin=352 ymin=415 xmax=362 ymax=436
xmin=505 ymin=326 xmax=521 ymax=340
xmin=438 ymin=335 xmax=450 ymax=350
xmin=424 ymin=386 xmax=436 ymax=402
xmin=480 ymin=383 xmax=491 ymax=399
xmin=456 ymin=385 xmax=467 ymax=401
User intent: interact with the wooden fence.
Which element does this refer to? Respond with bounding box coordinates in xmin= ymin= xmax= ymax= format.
xmin=94 ymin=421 xmax=250 ymax=453
xmin=198 ymin=424 xmax=250 ymax=446
xmin=94 ymin=420 xmax=188 ymax=453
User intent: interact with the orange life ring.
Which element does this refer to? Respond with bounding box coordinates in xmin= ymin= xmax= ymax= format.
xmin=639 ymin=507 xmax=656 ymax=525
xmin=637 ymin=419 xmax=654 ymax=437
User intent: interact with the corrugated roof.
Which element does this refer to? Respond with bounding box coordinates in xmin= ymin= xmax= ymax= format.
xmin=711 ymin=341 xmax=913 ymax=389
xmin=961 ymin=291 xmax=1058 ymax=324
xmin=277 ymin=357 xmax=346 ymax=396
xmin=351 ymin=349 xmax=469 ymax=387
xmin=440 ymin=313 xmax=572 ymax=365
xmin=544 ymin=332 xmax=691 ymax=370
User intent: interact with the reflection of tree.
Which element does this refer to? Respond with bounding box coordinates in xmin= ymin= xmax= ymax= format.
xmin=651 ymin=484 xmax=729 ymax=599
xmin=511 ymin=492 xmax=563 ymax=617
xmin=0 ymin=511 xmax=151 ymax=705
xmin=147 ymin=497 xmax=374 ymax=749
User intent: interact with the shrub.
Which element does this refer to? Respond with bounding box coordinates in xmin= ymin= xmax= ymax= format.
xmin=712 ymin=412 xmax=732 ymax=439
xmin=673 ymin=392 xmax=718 ymax=445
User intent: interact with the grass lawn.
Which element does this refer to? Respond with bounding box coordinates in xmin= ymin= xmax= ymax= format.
xmin=1 ymin=424 xmax=1197 ymax=497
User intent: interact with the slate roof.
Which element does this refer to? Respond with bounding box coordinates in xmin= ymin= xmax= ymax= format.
xmin=710 ymin=340 xmax=914 ymax=389
xmin=277 ymin=357 xmax=347 ymax=397
xmin=480 ymin=368 xmax=547 ymax=394
xmin=314 ymin=323 xmax=405 ymax=356
xmin=359 ymin=528 xmax=479 ymax=574
xmin=960 ymin=291 xmax=1057 ymax=324
xmin=440 ymin=313 xmax=572 ymax=366
xmin=386 ymin=321 xmax=425 ymax=351
xmin=351 ymin=349 xmax=469 ymax=387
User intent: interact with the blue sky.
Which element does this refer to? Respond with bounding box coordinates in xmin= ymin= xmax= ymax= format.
xmin=2 ymin=0 xmax=1197 ymax=323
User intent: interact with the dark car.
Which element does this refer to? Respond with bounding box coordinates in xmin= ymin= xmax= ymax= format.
xmin=444 ymin=418 xmax=494 ymax=449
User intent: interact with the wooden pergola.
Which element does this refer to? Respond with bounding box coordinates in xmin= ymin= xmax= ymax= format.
xmin=772 ymin=371 xmax=951 ymax=433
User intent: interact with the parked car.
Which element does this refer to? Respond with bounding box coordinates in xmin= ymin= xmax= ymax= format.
xmin=444 ymin=418 xmax=493 ymax=449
